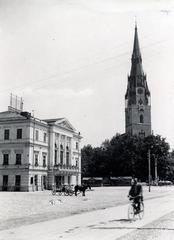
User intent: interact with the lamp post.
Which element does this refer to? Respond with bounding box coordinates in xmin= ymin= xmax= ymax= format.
xmin=154 ymin=157 xmax=158 ymax=185
xmin=148 ymin=148 xmax=151 ymax=192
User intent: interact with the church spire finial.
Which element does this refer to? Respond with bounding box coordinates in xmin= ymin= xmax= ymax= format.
xmin=135 ymin=16 xmax=137 ymax=29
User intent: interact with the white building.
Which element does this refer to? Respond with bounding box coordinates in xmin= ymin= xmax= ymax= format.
xmin=0 ymin=107 xmax=82 ymax=191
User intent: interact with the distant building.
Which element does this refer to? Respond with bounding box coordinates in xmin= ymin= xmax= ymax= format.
xmin=0 ymin=105 xmax=82 ymax=191
xmin=125 ymin=25 xmax=151 ymax=137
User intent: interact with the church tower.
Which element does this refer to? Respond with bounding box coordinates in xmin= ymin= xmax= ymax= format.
xmin=125 ymin=25 xmax=151 ymax=137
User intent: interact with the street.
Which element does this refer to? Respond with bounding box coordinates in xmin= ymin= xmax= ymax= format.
xmin=1 ymin=188 xmax=174 ymax=240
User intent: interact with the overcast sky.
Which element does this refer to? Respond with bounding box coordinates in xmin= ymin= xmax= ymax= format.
xmin=1 ymin=0 xmax=174 ymax=149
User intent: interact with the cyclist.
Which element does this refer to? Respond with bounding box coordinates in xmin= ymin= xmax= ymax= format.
xmin=128 ymin=178 xmax=143 ymax=213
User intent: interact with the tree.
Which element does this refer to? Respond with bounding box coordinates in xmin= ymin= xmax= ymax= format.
xmin=81 ymin=134 xmax=170 ymax=181
xmin=81 ymin=145 xmax=94 ymax=177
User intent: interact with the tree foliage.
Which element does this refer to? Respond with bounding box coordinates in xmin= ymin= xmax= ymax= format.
xmin=81 ymin=134 xmax=170 ymax=181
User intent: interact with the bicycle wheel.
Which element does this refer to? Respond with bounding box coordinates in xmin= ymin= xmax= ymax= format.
xmin=128 ymin=204 xmax=135 ymax=220
xmin=138 ymin=202 xmax=144 ymax=219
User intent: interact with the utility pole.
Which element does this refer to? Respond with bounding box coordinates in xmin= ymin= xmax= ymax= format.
xmin=148 ymin=148 xmax=151 ymax=192
xmin=154 ymin=157 xmax=158 ymax=185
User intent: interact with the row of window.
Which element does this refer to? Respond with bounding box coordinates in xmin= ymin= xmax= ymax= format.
xmin=34 ymin=153 xmax=47 ymax=167
xmin=3 ymin=175 xmax=21 ymax=188
xmin=54 ymin=149 xmax=70 ymax=165
xmin=2 ymin=153 xmax=47 ymax=167
xmin=55 ymin=142 xmax=79 ymax=150
xmin=35 ymin=130 xmax=47 ymax=142
xmin=30 ymin=175 xmax=47 ymax=187
xmin=3 ymin=153 xmax=22 ymax=165
xmin=4 ymin=129 xmax=22 ymax=140
xmin=2 ymin=175 xmax=47 ymax=188
xmin=4 ymin=128 xmax=47 ymax=142
xmin=3 ymin=129 xmax=79 ymax=152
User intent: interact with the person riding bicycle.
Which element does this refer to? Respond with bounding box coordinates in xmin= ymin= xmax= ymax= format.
xmin=128 ymin=178 xmax=143 ymax=213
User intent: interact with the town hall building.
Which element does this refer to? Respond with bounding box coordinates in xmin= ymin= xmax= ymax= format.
xmin=0 ymin=100 xmax=82 ymax=191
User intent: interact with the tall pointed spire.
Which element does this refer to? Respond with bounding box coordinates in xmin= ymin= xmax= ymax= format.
xmin=130 ymin=24 xmax=144 ymax=76
xmin=125 ymin=25 xmax=151 ymax=137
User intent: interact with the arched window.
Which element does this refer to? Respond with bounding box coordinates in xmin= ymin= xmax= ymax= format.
xmin=66 ymin=146 xmax=69 ymax=165
xmin=60 ymin=144 xmax=63 ymax=164
xmin=140 ymin=114 xmax=144 ymax=123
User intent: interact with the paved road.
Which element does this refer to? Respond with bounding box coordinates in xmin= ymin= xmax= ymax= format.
xmin=1 ymin=194 xmax=174 ymax=240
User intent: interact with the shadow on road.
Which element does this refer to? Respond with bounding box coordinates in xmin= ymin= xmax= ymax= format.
xmin=92 ymin=226 xmax=174 ymax=231
xmin=109 ymin=219 xmax=131 ymax=223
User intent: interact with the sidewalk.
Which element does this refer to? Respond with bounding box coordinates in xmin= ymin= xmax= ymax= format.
xmin=1 ymin=194 xmax=174 ymax=240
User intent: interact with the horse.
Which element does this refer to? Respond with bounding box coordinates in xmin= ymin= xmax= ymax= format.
xmin=74 ymin=184 xmax=88 ymax=196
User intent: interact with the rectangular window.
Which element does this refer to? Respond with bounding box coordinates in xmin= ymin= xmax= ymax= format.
xmin=54 ymin=150 xmax=57 ymax=165
xmin=68 ymin=176 xmax=71 ymax=185
xmin=43 ymin=133 xmax=47 ymax=142
xmin=34 ymin=175 xmax=38 ymax=186
xmin=60 ymin=150 xmax=63 ymax=165
xmin=35 ymin=154 xmax=38 ymax=166
xmin=3 ymin=175 xmax=8 ymax=191
xmin=36 ymin=130 xmax=39 ymax=141
xmin=43 ymin=175 xmax=46 ymax=189
xmin=30 ymin=177 xmax=33 ymax=184
xmin=43 ymin=155 xmax=46 ymax=167
xmin=66 ymin=152 xmax=69 ymax=165
xmin=3 ymin=154 xmax=9 ymax=165
xmin=76 ymin=142 xmax=79 ymax=150
xmin=17 ymin=129 xmax=22 ymax=139
xmin=4 ymin=129 xmax=9 ymax=140
xmin=75 ymin=158 xmax=78 ymax=167
xmin=15 ymin=175 xmax=21 ymax=191
xmin=16 ymin=154 xmax=21 ymax=165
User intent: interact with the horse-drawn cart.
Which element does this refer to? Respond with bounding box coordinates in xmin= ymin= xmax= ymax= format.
xmin=52 ymin=185 xmax=74 ymax=196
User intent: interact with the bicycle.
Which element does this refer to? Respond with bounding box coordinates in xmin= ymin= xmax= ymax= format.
xmin=128 ymin=196 xmax=144 ymax=220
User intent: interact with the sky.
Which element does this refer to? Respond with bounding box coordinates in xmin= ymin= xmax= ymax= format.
xmin=1 ymin=0 xmax=174 ymax=149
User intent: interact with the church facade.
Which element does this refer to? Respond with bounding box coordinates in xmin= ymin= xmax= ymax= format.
xmin=125 ymin=25 xmax=151 ymax=137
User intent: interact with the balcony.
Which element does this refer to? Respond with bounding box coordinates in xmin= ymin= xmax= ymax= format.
xmin=53 ymin=164 xmax=79 ymax=173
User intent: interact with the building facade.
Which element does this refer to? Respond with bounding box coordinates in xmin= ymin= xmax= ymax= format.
xmin=125 ymin=25 xmax=151 ymax=137
xmin=0 ymin=108 xmax=82 ymax=191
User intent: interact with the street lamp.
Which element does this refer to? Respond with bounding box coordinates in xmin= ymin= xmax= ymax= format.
xmin=147 ymin=141 xmax=159 ymax=192
xmin=148 ymin=148 xmax=151 ymax=192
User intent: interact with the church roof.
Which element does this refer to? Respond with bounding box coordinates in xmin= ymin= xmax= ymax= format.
xmin=130 ymin=25 xmax=144 ymax=77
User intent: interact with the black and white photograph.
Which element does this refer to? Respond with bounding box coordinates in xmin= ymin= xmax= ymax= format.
xmin=1 ymin=0 xmax=174 ymax=239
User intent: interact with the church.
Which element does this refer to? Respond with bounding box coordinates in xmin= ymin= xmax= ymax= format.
xmin=125 ymin=25 xmax=151 ymax=137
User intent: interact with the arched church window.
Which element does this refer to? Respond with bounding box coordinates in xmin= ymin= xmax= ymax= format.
xmin=140 ymin=114 xmax=144 ymax=123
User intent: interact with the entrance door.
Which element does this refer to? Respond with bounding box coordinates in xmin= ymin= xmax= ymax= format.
xmin=55 ymin=176 xmax=65 ymax=188
xmin=55 ymin=176 xmax=61 ymax=188
xmin=15 ymin=175 xmax=21 ymax=191
xmin=43 ymin=176 xmax=47 ymax=189
xmin=2 ymin=175 xmax=8 ymax=191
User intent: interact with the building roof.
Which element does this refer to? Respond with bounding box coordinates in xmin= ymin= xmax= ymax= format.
xmin=43 ymin=117 xmax=76 ymax=132
xmin=0 ymin=111 xmax=26 ymax=120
